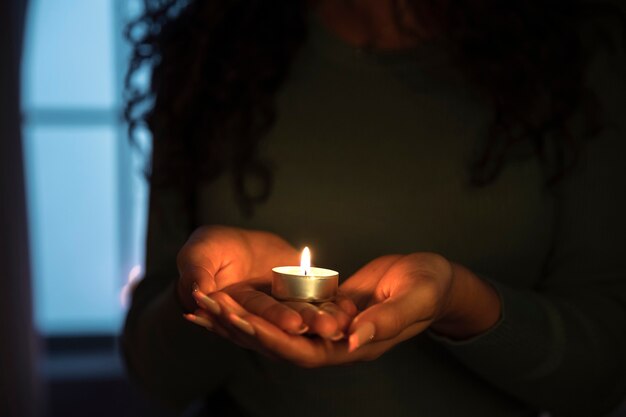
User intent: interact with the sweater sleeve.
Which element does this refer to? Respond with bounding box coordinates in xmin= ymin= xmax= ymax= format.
xmin=121 ymin=186 xmax=248 ymax=410
xmin=432 ymin=46 xmax=626 ymax=416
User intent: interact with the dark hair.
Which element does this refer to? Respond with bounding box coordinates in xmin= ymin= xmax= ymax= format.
xmin=125 ymin=0 xmax=624 ymax=220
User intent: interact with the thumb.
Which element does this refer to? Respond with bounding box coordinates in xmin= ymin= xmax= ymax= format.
xmin=181 ymin=265 xmax=217 ymax=294
xmin=347 ymin=288 xmax=430 ymax=353
xmin=177 ymin=237 xmax=221 ymax=293
xmin=176 ymin=265 xmax=217 ymax=313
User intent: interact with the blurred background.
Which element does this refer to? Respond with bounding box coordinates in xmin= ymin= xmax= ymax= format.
xmin=2 ymin=1 xmax=625 ymax=417
xmin=1 ymin=0 xmax=173 ymax=416
xmin=22 ymin=0 xmax=148 ymax=339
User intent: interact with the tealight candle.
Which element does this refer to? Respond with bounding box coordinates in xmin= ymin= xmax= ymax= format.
xmin=272 ymin=247 xmax=339 ymax=303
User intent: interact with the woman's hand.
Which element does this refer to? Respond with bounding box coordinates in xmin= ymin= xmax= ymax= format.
xmin=186 ymin=281 xmax=357 ymax=350
xmin=176 ymin=225 xmax=298 ymax=310
xmin=183 ymin=252 xmax=501 ymax=367
xmin=339 ymin=252 xmax=502 ymax=350
xmin=177 ymin=225 xmax=356 ymax=337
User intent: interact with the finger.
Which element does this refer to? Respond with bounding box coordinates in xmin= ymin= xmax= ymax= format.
xmin=192 ymin=289 xmax=222 ymax=315
xmin=244 ymin=313 xmax=385 ymax=367
xmin=185 ymin=294 xmax=283 ymax=361
xmin=227 ymin=312 xmax=256 ymax=336
xmin=193 ymin=309 xmax=245 ymax=343
xmin=202 ymin=295 xmax=368 ymax=366
xmin=202 ymin=293 xmax=427 ymax=367
xmin=193 ymin=289 xmax=251 ymax=340
xmin=282 ymin=302 xmax=319 ymax=329
xmin=206 ymin=291 xmax=336 ymax=362
xmin=241 ymin=312 xmax=427 ymax=367
xmin=349 ymin=320 xmax=430 ymax=361
xmin=183 ymin=312 xmax=214 ymax=330
xmin=218 ymin=315 xmax=278 ymax=360
xmin=180 ymin=261 xmax=217 ymax=294
xmin=339 ymin=255 xmax=402 ymax=309
xmin=335 ymin=294 xmax=358 ymax=317
xmin=318 ymin=302 xmax=352 ymax=335
xmin=176 ymin=226 xmax=250 ymax=292
xmin=347 ymin=288 xmax=432 ymax=352
xmin=183 ymin=309 xmax=235 ymax=343
xmin=227 ymin=288 xmax=307 ymax=335
xmin=194 ymin=294 xmax=282 ymax=358
xmin=242 ymin=314 xmax=333 ymax=366
xmin=283 ymin=302 xmax=341 ymax=340
xmin=207 ymin=290 xmax=247 ymax=316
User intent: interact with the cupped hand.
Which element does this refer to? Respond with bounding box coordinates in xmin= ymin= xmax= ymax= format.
xmin=184 ymin=253 xmax=463 ymax=367
xmin=185 ymin=281 xmax=357 ymax=349
xmin=184 ymin=252 xmax=500 ymax=367
xmin=178 ymin=225 xmax=357 ymax=337
xmin=339 ymin=253 xmax=456 ymax=351
xmin=176 ymin=225 xmax=298 ymax=311
xmin=341 ymin=253 xmax=501 ymax=345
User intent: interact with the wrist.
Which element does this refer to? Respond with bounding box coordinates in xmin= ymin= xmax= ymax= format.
xmin=431 ymin=263 xmax=502 ymax=340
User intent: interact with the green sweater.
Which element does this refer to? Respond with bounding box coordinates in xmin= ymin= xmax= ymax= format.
xmin=123 ymin=15 xmax=626 ymax=417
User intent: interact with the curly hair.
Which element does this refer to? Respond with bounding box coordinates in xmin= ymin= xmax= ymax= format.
xmin=125 ymin=0 xmax=623 ymax=221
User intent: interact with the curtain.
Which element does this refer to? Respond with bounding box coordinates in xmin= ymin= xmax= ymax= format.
xmin=0 ymin=0 xmax=42 ymax=416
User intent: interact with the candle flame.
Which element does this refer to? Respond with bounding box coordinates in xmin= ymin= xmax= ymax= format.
xmin=300 ymin=247 xmax=311 ymax=276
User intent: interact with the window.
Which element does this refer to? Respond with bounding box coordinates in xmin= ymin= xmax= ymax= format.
xmin=22 ymin=0 xmax=148 ymax=335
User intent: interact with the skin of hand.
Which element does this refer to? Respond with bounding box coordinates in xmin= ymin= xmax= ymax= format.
xmin=186 ymin=282 xmax=358 ymax=349
xmin=178 ymin=225 xmax=357 ymax=337
xmin=185 ymin=252 xmax=502 ymax=367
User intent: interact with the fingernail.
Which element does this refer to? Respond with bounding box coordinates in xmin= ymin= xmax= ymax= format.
xmin=191 ymin=282 xmax=199 ymax=293
xmin=193 ymin=292 xmax=221 ymax=315
xmin=348 ymin=322 xmax=375 ymax=353
xmin=317 ymin=309 xmax=331 ymax=317
xmin=229 ymin=313 xmax=255 ymax=336
xmin=288 ymin=323 xmax=309 ymax=335
xmin=183 ymin=313 xmax=213 ymax=330
xmin=320 ymin=302 xmax=338 ymax=313
xmin=329 ymin=330 xmax=345 ymax=341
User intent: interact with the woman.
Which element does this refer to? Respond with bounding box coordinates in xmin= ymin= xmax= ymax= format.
xmin=123 ymin=0 xmax=626 ymax=415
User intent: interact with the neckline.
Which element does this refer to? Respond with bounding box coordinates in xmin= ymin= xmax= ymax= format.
xmin=306 ymin=10 xmax=447 ymax=69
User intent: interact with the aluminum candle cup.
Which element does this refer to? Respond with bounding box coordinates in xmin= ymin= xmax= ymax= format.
xmin=271 ymin=266 xmax=339 ymax=303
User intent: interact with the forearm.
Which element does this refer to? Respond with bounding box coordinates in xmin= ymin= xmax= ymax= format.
xmin=430 ymin=263 xmax=502 ymax=340
xmin=123 ymin=280 xmax=245 ymax=410
xmin=430 ymin=277 xmax=626 ymax=416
